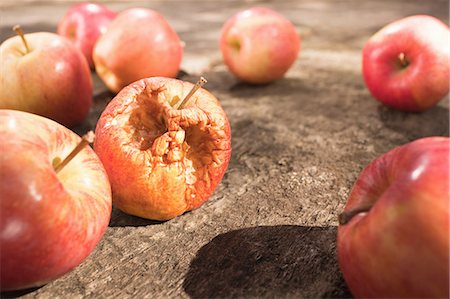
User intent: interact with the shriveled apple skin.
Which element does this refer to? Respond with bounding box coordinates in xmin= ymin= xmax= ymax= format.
xmin=0 ymin=110 xmax=112 ymax=291
xmin=337 ymin=137 xmax=449 ymax=298
xmin=94 ymin=77 xmax=231 ymax=221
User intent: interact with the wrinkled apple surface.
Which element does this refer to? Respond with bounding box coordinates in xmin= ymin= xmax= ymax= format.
xmin=94 ymin=77 xmax=231 ymax=221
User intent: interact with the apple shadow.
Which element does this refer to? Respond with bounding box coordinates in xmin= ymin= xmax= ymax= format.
xmin=377 ymin=103 xmax=449 ymax=140
xmin=177 ymin=69 xmax=191 ymax=80
xmin=70 ymin=89 xmax=115 ymax=135
xmin=183 ymin=225 xmax=352 ymax=299
xmin=228 ymin=76 xmax=314 ymax=98
xmin=0 ymin=286 xmax=42 ymax=299
xmin=108 ymin=206 xmax=163 ymax=227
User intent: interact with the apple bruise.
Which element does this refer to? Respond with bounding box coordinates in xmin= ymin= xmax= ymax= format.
xmin=126 ymin=82 xmax=226 ymax=211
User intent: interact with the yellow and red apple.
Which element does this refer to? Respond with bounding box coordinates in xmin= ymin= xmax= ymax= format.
xmin=220 ymin=7 xmax=301 ymax=84
xmin=93 ymin=8 xmax=183 ymax=93
xmin=94 ymin=77 xmax=231 ymax=221
xmin=57 ymin=2 xmax=117 ymax=68
xmin=0 ymin=30 xmax=92 ymax=127
xmin=0 ymin=110 xmax=112 ymax=291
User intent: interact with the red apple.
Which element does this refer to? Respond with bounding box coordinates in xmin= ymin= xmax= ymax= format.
xmin=0 ymin=28 xmax=92 ymax=127
xmin=57 ymin=2 xmax=117 ymax=68
xmin=337 ymin=137 xmax=449 ymax=298
xmin=220 ymin=7 xmax=301 ymax=84
xmin=0 ymin=109 xmax=112 ymax=291
xmin=93 ymin=8 xmax=183 ymax=93
xmin=362 ymin=15 xmax=450 ymax=112
xmin=94 ymin=77 xmax=231 ymax=221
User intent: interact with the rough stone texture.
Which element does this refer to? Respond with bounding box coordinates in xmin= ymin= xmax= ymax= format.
xmin=1 ymin=0 xmax=449 ymax=298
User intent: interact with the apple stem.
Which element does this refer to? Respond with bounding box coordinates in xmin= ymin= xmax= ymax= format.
xmin=53 ymin=131 xmax=95 ymax=173
xmin=177 ymin=77 xmax=207 ymax=109
xmin=13 ymin=25 xmax=30 ymax=54
xmin=338 ymin=205 xmax=372 ymax=225
xmin=398 ymin=52 xmax=408 ymax=67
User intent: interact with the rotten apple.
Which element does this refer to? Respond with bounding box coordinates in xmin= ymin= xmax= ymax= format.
xmin=94 ymin=77 xmax=231 ymax=221
xmin=337 ymin=137 xmax=449 ymax=298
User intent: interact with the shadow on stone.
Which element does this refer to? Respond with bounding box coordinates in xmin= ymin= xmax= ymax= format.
xmin=108 ymin=206 xmax=162 ymax=227
xmin=0 ymin=286 xmax=42 ymax=299
xmin=378 ymin=104 xmax=449 ymax=140
xmin=183 ymin=225 xmax=352 ymax=299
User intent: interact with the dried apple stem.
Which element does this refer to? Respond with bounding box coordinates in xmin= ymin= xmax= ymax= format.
xmin=338 ymin=205 xmax=372 ymax=225
xmin=398 ymin=52 xmax=408 ymax=67
xmin=13 ymin=25 xmax=30 ymax=54
xmin=54 ymin=131 xmax=95 ymax=173
xmin=177 ymin=77 xmax=207 ymax=109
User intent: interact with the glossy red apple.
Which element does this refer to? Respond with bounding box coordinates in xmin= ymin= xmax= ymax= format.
xmin=0 ymin=109 xmax=112 ymax=291
xmin=93 ymin=8 xmax=183 ymax=93
xmin=57 ymin=2 xmax=117 ymax=68
xmin=220 ymin=7 xmax=301 ymax=84
xmin=0 ymin=27 xmax=92 ymax=127
xmin=362 ymin=15 xmax=450 ymax=112
xmin=94 ymin=77 xmax=231 ymax=221
xmin=337 ymin=137 xmax=449 ymax=298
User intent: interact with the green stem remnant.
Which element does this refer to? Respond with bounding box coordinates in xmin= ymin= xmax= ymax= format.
xmin=53 ymin=131 xmax=95 ymax=173
xmin=13 ymin=25 xmax=30 ymax=54
xmin=177 ymin=77 xmax=207 ymax=110
xmin=338 ymin=205 xmax=373 ymax=225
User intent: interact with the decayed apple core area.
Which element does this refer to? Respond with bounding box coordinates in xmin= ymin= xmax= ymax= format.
xmin=94 ymin=78 xmax=231 ymax=221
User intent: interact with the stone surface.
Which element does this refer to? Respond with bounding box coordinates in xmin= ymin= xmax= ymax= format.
xmin=1 ymin=0 xmax=449 ymax=298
